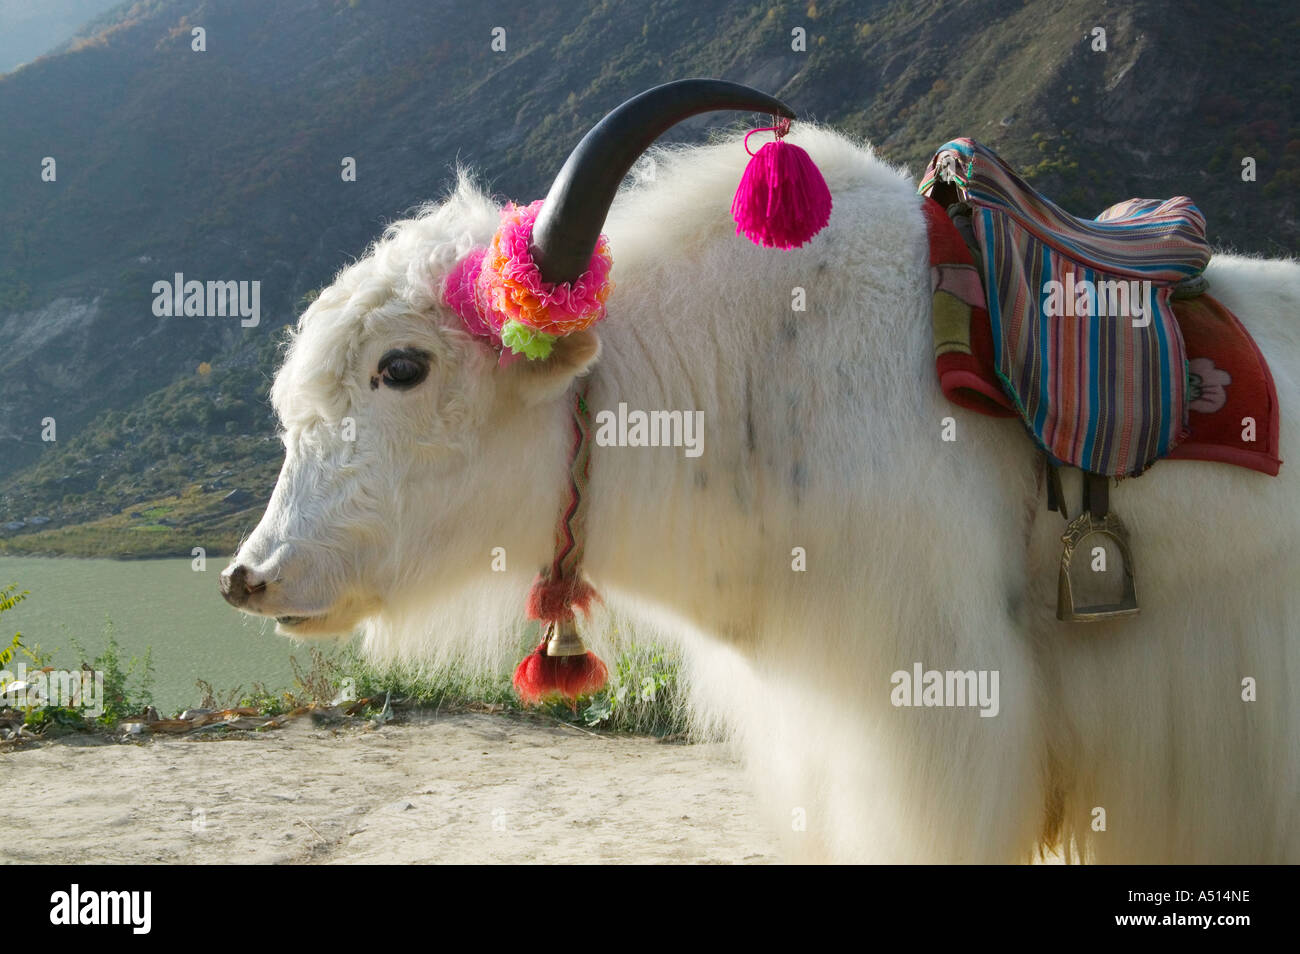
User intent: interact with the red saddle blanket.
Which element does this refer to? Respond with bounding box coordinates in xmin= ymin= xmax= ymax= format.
xmin=925 ymin=197 xmax=1281 ymax=476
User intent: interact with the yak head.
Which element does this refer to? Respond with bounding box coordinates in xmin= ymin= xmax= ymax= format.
xmin=219 ymin=80 xmax=794 ymax=639
xmin=217 ymin=180 xmax=601 ymax=638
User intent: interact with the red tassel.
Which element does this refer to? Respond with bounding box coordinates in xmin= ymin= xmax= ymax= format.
xmin=515 ymin=574 xmax=607 ymax=706
xmin=512 ymin=641 xmax=609 ymax=706
xmin=731 ymin=122 xmax=832 ymax=249
xmin=525 ymin=576 xmax=597 ymax=622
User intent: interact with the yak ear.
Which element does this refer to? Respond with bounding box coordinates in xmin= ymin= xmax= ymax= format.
xmin=509 ymin=329 xmax=602 ymax=406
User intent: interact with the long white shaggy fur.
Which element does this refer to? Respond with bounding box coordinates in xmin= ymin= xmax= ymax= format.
xmin=232 ymin=125 xmax=1300 ymax=862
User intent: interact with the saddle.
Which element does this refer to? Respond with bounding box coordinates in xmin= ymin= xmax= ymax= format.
xmin=920 ymin=138 xmax=1281 ymax=621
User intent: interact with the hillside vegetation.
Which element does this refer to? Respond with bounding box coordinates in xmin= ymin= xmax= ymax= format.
xmin=1 ymin=0 xmax=1295 ymax=557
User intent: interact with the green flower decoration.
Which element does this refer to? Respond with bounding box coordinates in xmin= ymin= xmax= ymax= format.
xmin=501 ymin=320 xmax=557 ymax=360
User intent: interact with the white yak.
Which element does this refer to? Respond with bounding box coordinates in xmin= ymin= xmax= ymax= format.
xmin=221 ymin=84 xmax=1300 ymax=863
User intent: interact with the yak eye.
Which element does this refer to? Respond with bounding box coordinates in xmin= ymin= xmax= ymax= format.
xmin=377 ymin=348 xmax=430 ymax=390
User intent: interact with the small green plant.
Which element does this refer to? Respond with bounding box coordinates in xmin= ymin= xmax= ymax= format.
xmin=289 ymin=647 xmax=342 ymax=707
xmin=1 ymin=585 xmax=33 ymax=693
xmin=71 ymin=620 xmax=155 ymax=727
xmin=0 ymin=633 xmax=22 ymax=672
xmin=0 ymin=585 xmax=28 ymax=665
xmin=239 ymin=682 xmax=290 ymax=715
xmin=581 ymin=645 xmax=685 ymax=736
xmin=0 ymin=632 xmax=26 ymax=716
xmin=2 ymin=584 xmax=86 ymax=734
xmin=22 ymin=703 xmax=86 ymax=734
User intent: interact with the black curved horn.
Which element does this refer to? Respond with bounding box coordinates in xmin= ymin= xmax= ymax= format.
xmin=530 ymin=79 xmax=796 ymax=284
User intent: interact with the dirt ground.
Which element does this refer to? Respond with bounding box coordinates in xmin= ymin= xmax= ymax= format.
xmin=0 ymin=712 xmax=778 ymax=864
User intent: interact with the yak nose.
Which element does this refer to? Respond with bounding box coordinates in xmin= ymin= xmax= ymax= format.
xmin=219 ymin=564 xmax=267 ymax=608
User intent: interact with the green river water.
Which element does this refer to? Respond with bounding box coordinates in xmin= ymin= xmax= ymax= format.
xmin=0 ymin=555 xmax=307 ymax=714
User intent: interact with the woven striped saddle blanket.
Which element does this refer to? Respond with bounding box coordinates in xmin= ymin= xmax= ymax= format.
xmin=917 ymin=138 xmax=1281 ymax=477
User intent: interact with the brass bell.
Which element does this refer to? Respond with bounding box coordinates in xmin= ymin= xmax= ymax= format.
xmin=1056 ymin=472 xmax=1139 ymax=622
xmin=545 ymin=619 xmax=588 ymax=657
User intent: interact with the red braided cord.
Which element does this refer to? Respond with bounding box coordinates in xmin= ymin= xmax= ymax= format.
xmin=527 ymin=384 xmax=596 ymax=623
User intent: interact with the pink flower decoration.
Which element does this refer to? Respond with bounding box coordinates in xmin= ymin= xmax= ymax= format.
xmin=478 ymin=201 xmax=614 ymax=338
xmin=440 ymin=200 xmax=614 ymax=358
xmin=442 ymin=247 xmax=494 ymax=342
xmin=1187 ymin=357 xmax=1231 ymax=414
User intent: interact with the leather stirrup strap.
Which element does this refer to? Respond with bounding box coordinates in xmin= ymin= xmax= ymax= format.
xmin=1045 ymin=454 xmax=1068 ymax=520
xmin=1044 ymin=457 xmax=1109 ymax=520
xmin=1083 ymin=471 xmax=1109 ymax=519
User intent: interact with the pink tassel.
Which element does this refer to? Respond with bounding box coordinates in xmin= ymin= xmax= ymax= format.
xmin=731 ymin=121 xmax=832 ymax=249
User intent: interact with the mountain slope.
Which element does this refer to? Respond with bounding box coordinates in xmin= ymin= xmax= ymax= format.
xmin=0 ymin=0 xmax=123 ymax=73
xmin=1 ymin=0 xmax=1296 ymax=555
